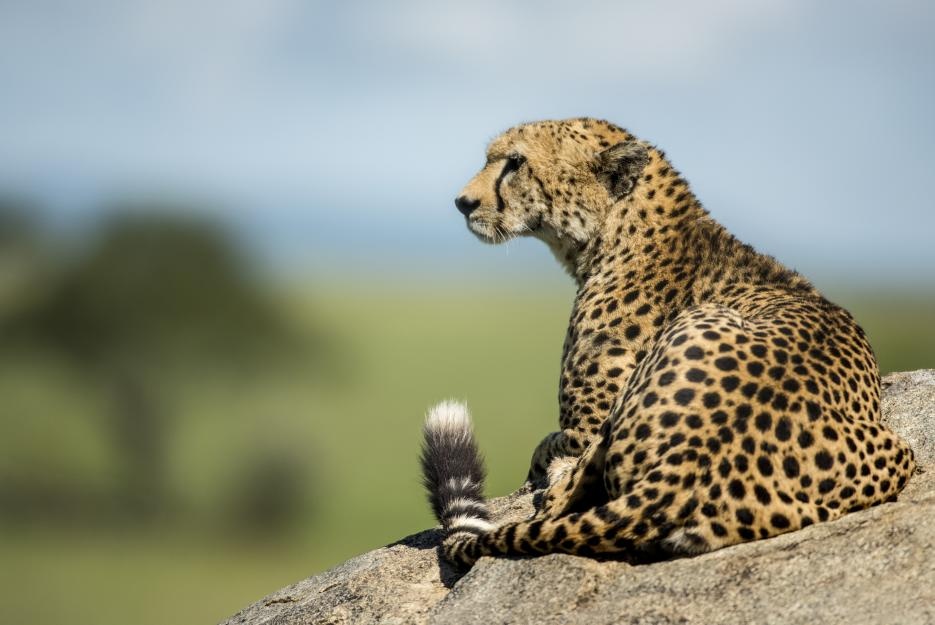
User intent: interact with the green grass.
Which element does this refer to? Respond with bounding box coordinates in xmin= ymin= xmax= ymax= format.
xmin=0 ymin=529 xmax=318 ymax=625
xmin=826 ymin=290 xmax=935 ymax=375
xmin=1 ymin=282 xmax=931 ymax=625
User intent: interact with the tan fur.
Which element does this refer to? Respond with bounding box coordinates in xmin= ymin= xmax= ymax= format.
xmin=435 ymin=118 xmax=916 ymax=567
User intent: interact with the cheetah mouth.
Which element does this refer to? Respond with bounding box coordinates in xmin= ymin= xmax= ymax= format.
xmin=466 ymin=214 xmax=540 ymax=245
xmin=466 ymin=217 xmax=509 ymax=244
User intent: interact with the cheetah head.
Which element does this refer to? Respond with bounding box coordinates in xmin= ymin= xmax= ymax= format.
xmin=455 ymin=118 xmax=650 ymax=250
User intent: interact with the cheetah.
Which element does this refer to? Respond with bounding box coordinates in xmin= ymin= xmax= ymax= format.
xmin=419 ymin=118 xmax=917 ymax=567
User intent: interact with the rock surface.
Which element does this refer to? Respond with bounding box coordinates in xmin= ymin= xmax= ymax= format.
xmin=222 ymin=370 xmax=935 ymax=625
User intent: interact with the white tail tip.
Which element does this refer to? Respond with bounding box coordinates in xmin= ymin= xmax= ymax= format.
xmin=425 ymin=400 xmax=472 ymax=433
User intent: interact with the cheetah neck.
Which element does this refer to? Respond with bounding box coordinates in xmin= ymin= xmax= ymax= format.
xmin=571 ymin=151 xmax=709 ymax=284
xmin=571 ymin=151 xmax=815 ymax=303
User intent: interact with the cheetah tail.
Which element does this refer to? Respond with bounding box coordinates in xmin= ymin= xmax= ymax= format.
xmin=420 ymin=401 xmax=493 ymax=536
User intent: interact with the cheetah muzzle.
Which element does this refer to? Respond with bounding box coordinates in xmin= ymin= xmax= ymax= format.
xmin=420 ymin=117 xmax=916 ymax=567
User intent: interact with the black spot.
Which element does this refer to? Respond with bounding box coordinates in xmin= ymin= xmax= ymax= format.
xmin=643 ymin=392 xmax=658 ymax=408
xmin=625 ymin=324 xmax=641 ymax=340
xmin=686 ymin=368 xmax=706 ymax=382
xmin=746 ymin=362 xmax=764 ymax=377
xmin=755 ymin=412 xmax=772 ymax=432
xmin=797 ymin=430 xmax=814 ymax=449
xmin=635 ymin=423 xmax=652 ymax=440
xmin=660 ymin=412 xmax=680 ymax=428
xmin=821 ymin=426 xmax=838 ymax=441
xmin=738 ymin=527 xmax=755 ymax=540
xmin=717 ymin=458 xmax=731 ymax=478
xmin=818 ymin=478 xmax=835 ymax=494
xmin=728 ymin=479 xmax=745 ymax=499
xmin=701 ymin=503 xmax=717 ymax=517
xmin=684 ymin=346 xmax=704 ymax=360
xmin=714 ymin=357 xmax=738 ymax=371
xmin=754 ymin=484 xmax=771 ymax=504
xmin=806 ymin=402 xmax=822 ymax=421
xmin=775 ymin=417 xmax=792 ymax=441
xmin=756 ymin=456 xmax=774 ymax=477
xmin=720 ymin=375 xmax=740 ymax=392
xmin=677 ymin=498 xmax=698 ymax=519
xmin=815 ymin=450 xmax=834 ymax=470
xmin=782 ymin=456 xmax=800 ymax=478
xmin=735 ymin=508 xmax=754 ymax=525
xmin=718 ymin=426 xmax=734 ymax=444
xmin=686 ymin=414 xmax=704 ymax=429
xmin=771 ymin=394 xmax=789 ymax=411
xmin=674 ymin=388 xmax=696 ymax=406
xmin=770 ymin=513 xmax=790 ymax=529
xmin=702 ymin=392 xmax=721 ymax=409
xmin=862 ymin=484 xmax=876 ymax=497
xmin=711 ymin=522 xmax=727 ymax=537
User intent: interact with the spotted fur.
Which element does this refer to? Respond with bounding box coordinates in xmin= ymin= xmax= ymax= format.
xmin=423 ymin=118 xmax=916 ymax=567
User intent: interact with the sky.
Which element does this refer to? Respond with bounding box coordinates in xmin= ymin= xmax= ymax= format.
xmin=0 ymin=0 xmax=933 ymax=286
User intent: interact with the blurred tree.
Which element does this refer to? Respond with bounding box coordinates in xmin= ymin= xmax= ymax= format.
xmin=225 ymin=442 xmax=316 ymax=534
xmin=2 ymin=206 xmax=317 ymax=523
xmin=0 ymin=197 xmax=48 ymax=322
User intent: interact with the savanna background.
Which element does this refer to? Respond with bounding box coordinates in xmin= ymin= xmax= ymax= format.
xmin=1 ymin=1 xmax=933 ymax=624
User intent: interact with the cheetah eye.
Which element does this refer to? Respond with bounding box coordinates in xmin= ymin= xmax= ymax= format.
xmin=502 ymin=153 xmax=526 ymax=175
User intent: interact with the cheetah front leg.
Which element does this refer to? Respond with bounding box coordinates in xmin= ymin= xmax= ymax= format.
xmin=526 ymin=428 xmax=598 ymax=487
xmin=533 ymin=433 xmax=610 ymax=519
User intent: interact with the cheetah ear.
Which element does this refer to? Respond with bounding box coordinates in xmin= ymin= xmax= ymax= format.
xmin=595 ymin=141 xmax=650 ymax=200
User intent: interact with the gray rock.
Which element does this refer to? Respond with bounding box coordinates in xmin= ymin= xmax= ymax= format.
xmin=882 ymin=368 xmax=935 ymax=465
xmin=222 ymin=370 xmax=935 ymax=625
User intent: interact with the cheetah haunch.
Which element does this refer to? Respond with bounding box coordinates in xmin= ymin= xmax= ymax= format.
xmin=420 ymin=118 xmax=916 ymax=567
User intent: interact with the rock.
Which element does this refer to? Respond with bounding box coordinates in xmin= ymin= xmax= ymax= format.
xmin=882 ymin=369 xmax=935 ymax=465
xmin=222 ymin=370 xmax=935 ymax=625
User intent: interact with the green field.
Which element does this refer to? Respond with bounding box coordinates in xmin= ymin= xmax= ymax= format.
xmin=1 ymin=283 xmax=932 ymax=625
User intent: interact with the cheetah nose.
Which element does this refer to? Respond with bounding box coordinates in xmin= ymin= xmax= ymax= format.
xmin=455 ymin=195 xmax=480 ymax=217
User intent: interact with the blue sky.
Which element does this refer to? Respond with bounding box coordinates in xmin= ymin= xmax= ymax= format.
xmin=1 ymin=1 xmax=933 ymax=285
